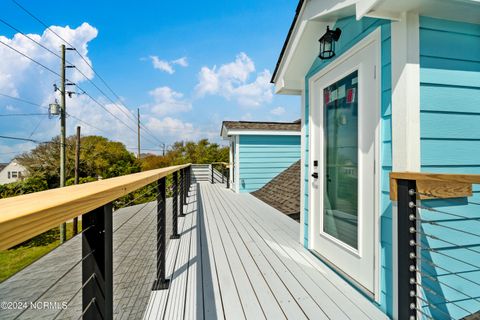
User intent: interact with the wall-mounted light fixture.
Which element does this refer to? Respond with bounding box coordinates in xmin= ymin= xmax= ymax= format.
xmin=318 ymin=26 xmax=342 ymax=60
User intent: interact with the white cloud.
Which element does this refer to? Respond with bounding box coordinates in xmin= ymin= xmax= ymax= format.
xmin=148 ymin=86 xmax=192 ymax=116
xmin=172 ymin=57 xmax=188 ymax=67
xmin=145 ymin=116 xmax=199 ymax=141
xmin=270 ymin=106 xmax=286 ymax=116
xmin=149 ymin=56 xmax=188 ymax=74
xmin=195 ymin=52 xmax=273 ymax=107
xmin=0 ymin=22 xmax=98 ymax=99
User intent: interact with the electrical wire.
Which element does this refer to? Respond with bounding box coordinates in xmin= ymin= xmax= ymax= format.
xmin=0 ymin=39 xmax=61 ymax=78
xmin=0 ymin=113 xmax=48 ymax=117
xmin=8 ymin=1 xmax=165 ymax=146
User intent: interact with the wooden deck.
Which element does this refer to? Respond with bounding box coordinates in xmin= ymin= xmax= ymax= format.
xmin=143 ymin=182 xmax=389 ymax=320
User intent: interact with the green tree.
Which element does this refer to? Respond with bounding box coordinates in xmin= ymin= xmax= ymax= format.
xmin=16 ymin=135 xmax=140 ymax=188
xmin=0 ymin=176 xmax=48 ymax=199
xmin=140 ymin=139 xmax=228 ymax=170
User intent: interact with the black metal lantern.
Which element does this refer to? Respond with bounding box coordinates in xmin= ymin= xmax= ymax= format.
xmin=318 ymin=26 xmax=342 ymax=60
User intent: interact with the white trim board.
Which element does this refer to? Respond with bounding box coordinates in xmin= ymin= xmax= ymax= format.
xmin=225 ymin=130 xmax=300 ymax=136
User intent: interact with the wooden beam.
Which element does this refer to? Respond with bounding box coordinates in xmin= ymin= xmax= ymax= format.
xmin=0 ymin=164 xmax=190 ymax=250
xmin=389 ymin=172 xmax=480 ymax=201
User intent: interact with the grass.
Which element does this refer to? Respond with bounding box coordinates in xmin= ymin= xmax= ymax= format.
xmin=0 ymin=221 xmax=82 ymax=283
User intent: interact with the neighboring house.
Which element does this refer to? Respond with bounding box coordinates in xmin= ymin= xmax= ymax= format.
xmin=0 ymin=160 xmax=28 ymax=185
xmin=220 ymin=120 xmax=301 ymax=193
xmin=272 ymin=0 xmax=480 ymax=319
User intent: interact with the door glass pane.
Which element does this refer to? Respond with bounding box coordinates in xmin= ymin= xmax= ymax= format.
xmin=323 ymin=71 xmax=358 ymax=249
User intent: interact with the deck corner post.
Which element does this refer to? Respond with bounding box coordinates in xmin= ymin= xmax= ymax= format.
xmin=82 ymin=203 xmax=113 ymax=320
xmin=171 ymin=171 xmax=180 ymax=239
xmin=211 ymin=164 xmax=214 ymax=184
xmin=179 ymin=169 xmax=185 ymax=217
xmin=183 ymin=168 xmax=188 ymax=205
xmin=397 ymin=178 xmax=418 ymax=320
xmin=226 ymin=167 xmax=230 ymax=189
xmin=152 ymin=177 xmax=170 ymax=290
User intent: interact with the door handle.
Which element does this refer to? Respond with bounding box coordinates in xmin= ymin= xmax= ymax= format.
xmin=311 ymin=172 xmax=318 ymax=179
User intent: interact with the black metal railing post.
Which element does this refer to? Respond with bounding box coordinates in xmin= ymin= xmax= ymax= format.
xmin=82 ymin=203 xmax=113 ymax=320
xmin=152 ymin=177 xmax=169 ymax=290
xmin=222 ymin=166 xmax=225 ymax=184
xmin=397 ymin=179 xmax=418 ymax=320
xmin=211 ymin=164 xmax=214 ymax=184
xmin=226 ymin=167 xmax=230 ymax=189
xmin=179 ymin=169 xmax=185 ymax=217
xmin=183 ymin=168 xmax=188 ymax=205
xmin=170 ymin=171 xmax=180 ymax=239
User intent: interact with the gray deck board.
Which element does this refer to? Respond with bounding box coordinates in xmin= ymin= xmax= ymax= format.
xmin=143 ymin=182 xmax=389 ymax=320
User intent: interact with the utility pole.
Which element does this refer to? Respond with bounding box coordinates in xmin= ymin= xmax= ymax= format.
xmin=137 ymin=108 xmax=141 ymax=159
xmin=73 ymin=126 xmax=80 ymax=236
xmin=59 ymin=44 xmax=67 ymax=243
xmin=58 ymin=45 xmax=75 ymax=243
xmin=162 ymin=143 xmax=165 ymax=156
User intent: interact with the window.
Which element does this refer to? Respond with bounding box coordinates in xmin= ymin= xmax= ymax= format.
xmin=11 ymin=171 xmax=18 ymax=178
xmin=7 ymin=171 xmax=10 ymax=179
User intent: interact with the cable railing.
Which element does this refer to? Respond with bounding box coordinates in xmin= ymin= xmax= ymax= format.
xmin=390 ymin=172 xmax=480 ymax=320
xmin=0 ymin=164 xmax=192 ymax=319
xmin=210 ymin=162 xmax=230 ymax=187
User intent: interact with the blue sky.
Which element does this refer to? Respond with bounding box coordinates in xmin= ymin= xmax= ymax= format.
xmin=0 ymin=0 xmax=300 ymax=161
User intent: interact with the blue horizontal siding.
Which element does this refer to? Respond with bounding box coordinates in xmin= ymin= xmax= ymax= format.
xmin=420 ymin=16 xmax=480 ymax=319
xmin=238 ymin=135 xmax=300 ymax=193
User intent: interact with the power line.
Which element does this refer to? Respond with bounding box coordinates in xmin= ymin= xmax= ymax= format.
xmin=0 ymin=135 xmax=39 ymax=143
xmin=0 ymin=92 xmax=46 ymax=108
xmin=0 ymin=39 xmax=61 ymax=78
xmin=0 ymin=113 xmax=48 ymax=117
xmin=8 ymin=1 xmax=165 ymax=146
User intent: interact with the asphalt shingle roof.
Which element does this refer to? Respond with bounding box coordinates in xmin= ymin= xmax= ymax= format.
xmin=252 ymin=160 xmax=300 ymax=221
xmin=222 ymin=120 xmax=300 ymax=132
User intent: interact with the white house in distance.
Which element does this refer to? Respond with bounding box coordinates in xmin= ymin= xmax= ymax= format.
xmin=272 ymin=0 xmax=480 ymax=319
xmin=220 ymin=120 xmax=301 ymax=193
xmin=0 ymin=160 xmax=28 ymax=185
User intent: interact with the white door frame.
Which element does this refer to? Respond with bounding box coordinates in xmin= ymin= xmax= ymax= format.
xmin=307 ymin=28 xmax=382 ymax=300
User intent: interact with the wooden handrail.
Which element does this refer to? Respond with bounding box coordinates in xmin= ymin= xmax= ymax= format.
xmin=390 ymin=172 xmax=480 ymax=201
xmin=0 ymin=164 xmax=191 ymax=250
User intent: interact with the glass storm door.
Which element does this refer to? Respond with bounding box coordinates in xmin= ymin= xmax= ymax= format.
xmin=310 ymin=35 xmax=379 ymax=295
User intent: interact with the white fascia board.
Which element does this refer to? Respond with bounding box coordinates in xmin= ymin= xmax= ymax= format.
xmin=358 ymin=0 xmax=480 ymax=24
xmin=356 ymin=0 xmax=380 ymax=20
xmin=274 ymin=78 xmax=303 ymax=95
xmin=226 ymin=130 xmax=301 ymax=136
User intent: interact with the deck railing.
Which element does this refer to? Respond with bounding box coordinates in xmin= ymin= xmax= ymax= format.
xmin=0 ymin=164 xmax=192 ymax=319
xmin=210 ymin=162 xmax=229 ymax=187
xmin=391 ymin=172 xmax=480 ymax=320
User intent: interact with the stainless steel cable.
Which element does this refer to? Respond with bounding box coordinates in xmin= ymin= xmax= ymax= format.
xmin=417 ymin=230 xmax=480 ymax=257
xmin=52 ymin=273 xmax=96 ymax=320
xmin=419 ymin=256 xmax=480 ymax=288
xmin=415 ymin=191 xmax=480 ymax=206
xmin=415 ymin=269 xmax=480 ymax=312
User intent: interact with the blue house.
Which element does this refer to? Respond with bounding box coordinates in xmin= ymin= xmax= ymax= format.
xmin=221 ymin=120 xmax=301 ymax=193
xmin=271 ymin=0 xmax=480 ymax=319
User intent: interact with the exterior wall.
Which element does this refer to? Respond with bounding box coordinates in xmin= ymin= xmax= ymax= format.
xmin=238 ymin=135 xmax=300 ymax=193
xmin=0 ymin=161 xmax=27 ymax=185
xmin=419 ymin=16 xmax=480 ymax=319
xmin=304 ymin=16 xmax=393 ymax=316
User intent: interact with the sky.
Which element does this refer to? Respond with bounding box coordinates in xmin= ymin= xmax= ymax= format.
xmin=0 ymin=0 xmax=300 ymax=162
